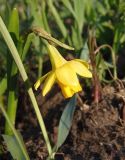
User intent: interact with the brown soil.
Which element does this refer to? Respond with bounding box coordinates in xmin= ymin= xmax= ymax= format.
xmin=1 ymin=55 xmax=125 ymax=160
xmin=2 ymin=82 xmax=125 ymax=160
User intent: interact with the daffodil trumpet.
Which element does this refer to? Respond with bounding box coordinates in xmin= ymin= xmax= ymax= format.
xmin=34 ymin=44 xmax=92 ymax=98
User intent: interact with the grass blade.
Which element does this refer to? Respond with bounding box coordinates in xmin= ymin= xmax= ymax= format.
xmin=0 ymin=104 xmax=30 ymax=160
xmin=3 ymin=134 xmax=26 ymax=160
xmin=5 ymin=8 xmax=19 ymax=135
xmin=73 ymin=0 xmax=85 ymax=33
xmin=48 ymin=0 xmax=67 ymax=38
xmin=61 ymin=0 xmax=76 ymax=19
xmin=0 ymin=76 xmax=7 ymax=96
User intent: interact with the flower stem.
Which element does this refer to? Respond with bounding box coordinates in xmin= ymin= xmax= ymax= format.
xmin=88 ymin=30 xmax=102 ymax=103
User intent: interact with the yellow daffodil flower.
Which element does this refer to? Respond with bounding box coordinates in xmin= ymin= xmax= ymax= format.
xmin=34 ymin=44 xmax=92 ymax=98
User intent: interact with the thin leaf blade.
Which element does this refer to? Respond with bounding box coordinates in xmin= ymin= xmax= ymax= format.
xmin=56 ymin=95 xmax=76 ymax=149
xmin=8 ymin=8 xmax=19 ymax=40
xmin=3 ymin=133 xmax=26 ymax=160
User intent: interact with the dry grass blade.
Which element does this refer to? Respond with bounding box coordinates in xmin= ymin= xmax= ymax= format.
xmin=32 ymin=27 xmax=74 ymax=50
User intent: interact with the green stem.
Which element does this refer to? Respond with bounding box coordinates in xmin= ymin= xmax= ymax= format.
xmin=0 ymin=16 xmax=52 ymax=155
xmin=0 ymin=104 xmax=30 ymax=160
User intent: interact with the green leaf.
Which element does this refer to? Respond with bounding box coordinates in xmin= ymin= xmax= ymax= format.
xmin=61 ymin=0 xmax=76 ymax=19
xmin=56 ymin=95 xmax=76 ymax=149
xmin=5 ymin=7 xmax=20 ymax=135
xmin=3 ymin=132 xmax=28 ymax=160
xmin=8 ymin=8 xmax=19 ymax=41
xmin=96 ymin=1 xmax=107 ymax=15
xmin=71 ymin=25 xmax=83 ymax=50
xmin=80 ymin=42 xmax=89 ymax=61
xmin=73 ymin=0 xmax=85 ymax=33
xmin=41 ymin=1 xmax=51 ymax=33
xmin=25 ymin=0 xmax=44 ymax=27
xmin=0 ymin=103 xmax=30 ymax=160
xmin=48 ymin=0 xmax=67 ymax=38
xmin=0 ymin=76 xmax=7 ymax=96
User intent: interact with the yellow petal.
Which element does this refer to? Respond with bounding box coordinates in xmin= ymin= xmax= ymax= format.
xmin=42 ymin=72 xmax=56 ymax=96
xmin=59 ymin=83 xmax=82 ymax=98
xmin=47 ymin=44 xmax=66 ymax=69
xmin=69 ymin=60 xmax=92 ymax=78
xmin=59 ymin=84 xmax=75 ymax=98
xmin=71 ymin=83 xmax=82 ymax=92
xmin=34 ymin=72 xmax=50 ymax=90
xmin=56 ymin=63 xmax=80 ymax=86
xmin=74 ymin=59 xmax=89 ymax=68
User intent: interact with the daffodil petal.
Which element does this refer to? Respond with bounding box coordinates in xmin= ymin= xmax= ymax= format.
xmin=34 ymin=72 xmax=50 ymax=90
xmin=42 ymin=72 xmax=56 ymax=96
xmin=59 ymin=84 xmax=75 ymax=98
xmin=74 ymin=59 xmax=89 ymax=68
xmin=47 ymin=44 xmax=66 ymax=69
xmin=71 ymin=83 xmax=82 ymax=92
xmin=69 ymin=60 xmax=92 ymax=78
xmin=59 ymin=83 xmax=82 ymax=98
xmin=56 ymin=63 xmax=79 ymax=86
